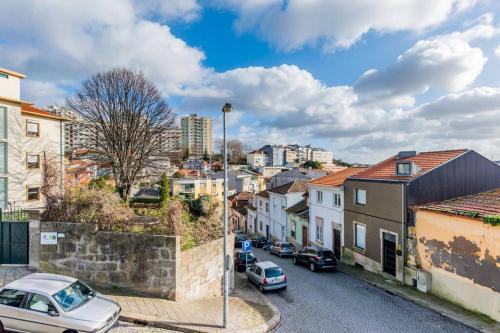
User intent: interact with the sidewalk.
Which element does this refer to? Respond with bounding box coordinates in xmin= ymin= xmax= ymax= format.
xmin=110 ymin=273 xmax=280 ymax=333
xmin=337 ymin=263 xmax=500 ymax=333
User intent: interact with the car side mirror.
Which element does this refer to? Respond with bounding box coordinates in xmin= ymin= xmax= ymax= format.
xmin=48 ymin=309 xmax=59 ymax=316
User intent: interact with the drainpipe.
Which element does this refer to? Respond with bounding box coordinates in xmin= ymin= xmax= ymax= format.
xmin=401 ymin=183 xmax=407 ymax=286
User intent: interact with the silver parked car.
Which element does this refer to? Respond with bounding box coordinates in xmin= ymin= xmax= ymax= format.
xmin=0 ymin=273 xmax=121 ymax=333
xmin=246 ymin=261 xmax=287 ymax=292
xmin=270 ymin=242 xmax=295 ymax=257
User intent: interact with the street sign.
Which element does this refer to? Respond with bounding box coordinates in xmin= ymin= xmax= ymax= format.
xmin=242 ymin=240 xmax=252 ymax=252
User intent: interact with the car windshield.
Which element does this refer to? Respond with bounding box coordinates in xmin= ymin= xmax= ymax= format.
xmin=282 ymin=244 xmax=293 ymax=248
xmin=240 ymin=252 xmax=255 ymax=260
xmin=52 ymin=281 xmax=95 ymax=311
xmin=265 ymin=267 xmax=283 ymax=278
xmin=319 ymin=251 xmax=334 ymax=258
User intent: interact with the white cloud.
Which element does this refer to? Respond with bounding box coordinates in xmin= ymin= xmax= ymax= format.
xmin=134 ymin=0 xmax=201 ymax=22
xmin=22 ymin=80 xmax=67 ymax=106
xmin=495 ymin=45 xmax=500 ymax=58
xmin=0 ymin=0 xmax=208 ymax=105
xmin=354 ymin=33 xmax=487 ymax=107
xmin=417 ymin=87 xmax=500 ymax=118
xmin=214 ymin=0 xmax=476 ymax=51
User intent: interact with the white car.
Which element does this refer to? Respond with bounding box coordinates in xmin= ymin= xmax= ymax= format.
xmin=0 ymin=273 xmax=121 ymax=333
xmin=246 ymin=261 xmax=287 ymax=292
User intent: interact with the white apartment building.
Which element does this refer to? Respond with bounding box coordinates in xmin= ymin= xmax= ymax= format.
xmin=268 ymin=180 xmax=307 ymax=241
xmin=308 ymin=167 xmax=367 ymax=259
xmin=246 ymin=150 xmax=266 ymax=169
xmin=45 ymin=106 xmax=87 ymax=153
xmin=254 ymin=190 xmax=271 ymax=239
xmin=181 ymin=114 xmax=212 ymax=158
xmin=162 ymin=127 xmax=182 ymax=156
xmin=0 ymin=68 xmax=66 ymax=210
xmin=311 ymin=149 xmax=333 ymax=164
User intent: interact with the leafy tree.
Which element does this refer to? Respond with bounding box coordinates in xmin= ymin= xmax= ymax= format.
xmin=159 ymin=173 xmax=170 ymax=207
xmin=332 ymin=158 xmax=352 ymax=167
xmin=303 ymin=160 xmax=322 ymax=169
xmin=183 ymin=148 xmax=190 ymax=160
xmin=89 ymin=176 xmax=115 ymax=192
xmin=202 ymin=149 xmax=210 ymax=162
xmin=68 ymin=68 xmax=175 ymax=202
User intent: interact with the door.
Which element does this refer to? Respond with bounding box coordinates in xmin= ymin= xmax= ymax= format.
xmin=382 ymin=232 xmax=397 ymax=276
xmin=302 ymin=226 xmax=308 ymax=247
xmin=266 ymin=225 xmax=270 ymax=240
xmin=1 ymin=222 xmax=29 ymax=264
xmin=333 ymin=229 xmax=341 ymax=260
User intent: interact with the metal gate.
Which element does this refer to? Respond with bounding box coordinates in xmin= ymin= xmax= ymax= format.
xmin=0 ymin=209 xmax=29 ymax=265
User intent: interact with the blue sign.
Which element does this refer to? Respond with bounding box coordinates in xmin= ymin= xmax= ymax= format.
xmin=242 ymin=240 xmax=252 ymax=252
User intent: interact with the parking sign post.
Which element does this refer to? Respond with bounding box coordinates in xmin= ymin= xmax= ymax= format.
xmin=242 ymin=240 xmax=252 ymax=269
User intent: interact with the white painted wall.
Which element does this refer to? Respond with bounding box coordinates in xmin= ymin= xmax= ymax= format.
xmin=0 ymin=73 xmax=21 ymax=100
xmin=308 ymin=184 xmax=344 ymax=252
xmin=269 ymin=191 xmax=304 ymax=241
xmin=255 ymin=195 xmax=270 ymax=237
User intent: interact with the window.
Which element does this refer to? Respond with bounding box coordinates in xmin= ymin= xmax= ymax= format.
xmin=26 ymin=120 xmax=40 ymax=137
xmin=0 ymin=289 xmax=26 ymax=308
xmin=0 ymin=106 xmax=6 ymax=140
xmin=291 ymin=221 xmax=296 ymax=238
xmin=397 ymin=163 xmax=411 ymax=175
xmin=259 ymin=221 xmax=263 ymax=232
xmin=27 ymin=154 xmax=40 ymax=169
xmin=334 ymin=193 xmax=341 ymax=207
xmin=27 ymin=186 xmax=40 ymax=201
xmin=355 ymin=189 xmax=366 ymax=205
xmin=315 ymin=217 xmax=323 ymax=243
xmin=281 ymin=226 xmax=285 ymax=239
xmin=316 ymin=190 xmax=323 ymax=203
xmin=27 ymin=294 xmax=56 ymax=314
xmin=0 ymin=142 xmax=6 ymax=174
xmin=265 ymin=203 xmax=269 ymax=212
xmin=0 ymin=73 xmax=8 ymax=79
xmin=273 ymin=197 xmax=276 ymax=207
xmin=281 ymin=198 xmax=286 ymax=210
xmin=354 ymin=223 xmax=366 ymax=250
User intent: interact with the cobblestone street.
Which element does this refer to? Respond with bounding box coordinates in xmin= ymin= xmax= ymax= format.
xmin=250 ymin=248 xmax=476 ymax=333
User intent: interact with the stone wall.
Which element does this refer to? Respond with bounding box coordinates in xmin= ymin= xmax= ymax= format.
xmin=38 ymin=222 xmax=179 ymax=299
xmin=177 ymin=234 xmax=234 ymax=301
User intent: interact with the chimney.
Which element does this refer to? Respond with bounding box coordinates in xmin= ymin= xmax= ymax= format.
xmin=397 ymin=151 xmax=417 ymax=159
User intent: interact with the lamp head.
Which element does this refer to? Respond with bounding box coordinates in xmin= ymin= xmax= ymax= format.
xmin=222 ymin=103 xmax=232 ymax=113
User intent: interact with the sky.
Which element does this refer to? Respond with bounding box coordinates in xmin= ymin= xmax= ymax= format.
xmin=2 ymin=0 xmax=500 ymax=163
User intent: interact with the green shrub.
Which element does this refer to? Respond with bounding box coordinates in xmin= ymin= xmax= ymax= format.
xmin=483 ymin=215 xmax=500 ymax=226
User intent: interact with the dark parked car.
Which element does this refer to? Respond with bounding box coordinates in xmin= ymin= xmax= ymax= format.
xmin=234 ymin=235 xmax=246 ymax=248
xmin=293 ymin=246 xmax=336 ymax=272
xmin=251 ymin=236 xmax=268 ymax=248
xmin=234 ymin=251 xmax=257 ymax=272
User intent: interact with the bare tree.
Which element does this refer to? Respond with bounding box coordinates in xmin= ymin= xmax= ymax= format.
xmin=68 ymin=68 xmax=175 ymax=202
xmin=217 ymin=138 xmax=246 ymax=164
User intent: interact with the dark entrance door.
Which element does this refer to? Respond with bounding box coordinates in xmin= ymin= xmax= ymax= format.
xmin=0 ymin=222 xmax=29 ymax=265
xmin=382 ymin=232 xmax=396 ymax=276
xmin=302 ymin=226 xmax=308 ymax=247
xmin=333 ymin=229 xmax=341 ymax=260
xmin=266 ymin=225 xmax=270 ymax=240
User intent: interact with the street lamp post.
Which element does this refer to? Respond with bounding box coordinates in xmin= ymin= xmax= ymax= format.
xmin=222 ymin=102 xmax=232 ymax=328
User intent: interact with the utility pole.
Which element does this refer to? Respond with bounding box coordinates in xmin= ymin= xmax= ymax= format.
xmin=222 ymin=103 xmax=232 ymax=328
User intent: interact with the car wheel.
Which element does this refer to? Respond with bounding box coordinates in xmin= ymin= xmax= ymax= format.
xmin=279 ymin=253 xmax=282 ymax=258
xmin=63 ymin=330 xmax=78 ymax=333
xmin=0 ymin=321 xmax=4 ymax=333
xmin=293 ymin=257 xmax=297 ymax=265
xmin=259 ymin=284 xmax=265 ymax=293
xmin=309 ymin=262 xmax=317 ymax=272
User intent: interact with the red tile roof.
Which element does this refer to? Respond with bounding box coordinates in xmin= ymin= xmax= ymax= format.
xmin=416 ymin=188 xmax=500 ymax=218
xmin=268 ymin=180 xmax=308 ymax=194
xmin=21 ymin=103 xmax=66 ymax=120
xmin=309 ymin=167 xmax=368 ymax=187
xmin=350 ymin=149 xmax=468 ymax=181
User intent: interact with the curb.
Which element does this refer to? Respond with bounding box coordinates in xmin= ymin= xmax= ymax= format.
xmin=336 ymin=266 xmax=494 ymax=333
xmin=119 ymin=296 xmax=281 ymax=333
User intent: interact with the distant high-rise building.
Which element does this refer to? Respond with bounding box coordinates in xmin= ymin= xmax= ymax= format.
xmin=45 ymin=105 xmax=89 ymax=153
xmin=181 ymin=114 xmax=212 ymax=158
xmin=162 ymin=127 xmax=182 ymax=155
xmin=262 ymin=145 xmax=285 ymax=166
